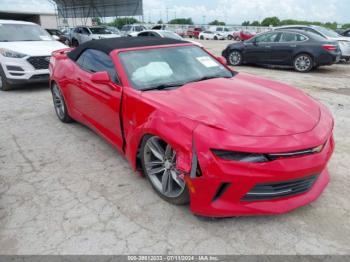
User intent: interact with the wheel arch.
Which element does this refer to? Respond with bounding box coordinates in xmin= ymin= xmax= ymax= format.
xmin=293 ymin=52 xmax=315 ymax=64
xmin=126 ymin=112 xmax=197 ymax=175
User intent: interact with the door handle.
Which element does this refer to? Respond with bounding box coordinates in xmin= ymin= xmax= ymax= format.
xmin=290 ymin=45 xmax=297 ymax=48
xmin=265 ymin=45 xmax=271 ymax=48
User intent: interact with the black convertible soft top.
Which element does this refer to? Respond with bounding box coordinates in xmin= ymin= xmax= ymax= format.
xmin=67 ymin=37 xmax=189 ymax=61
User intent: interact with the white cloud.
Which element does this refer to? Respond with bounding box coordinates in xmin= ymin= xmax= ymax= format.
xmin=0 ymin=0 xmax=348 ymax=24
xmin=144 ymin=0 xmax=349 ymax=24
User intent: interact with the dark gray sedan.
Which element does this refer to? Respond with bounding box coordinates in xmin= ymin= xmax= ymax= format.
xmin=222 ymin=30 xmax=341 ymax=72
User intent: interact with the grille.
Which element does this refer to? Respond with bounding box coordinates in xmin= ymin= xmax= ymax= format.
xmin=27 ymin=56 xmax=50 ymax=70
xmin=242 ymin=175 xmax=318 ymax=201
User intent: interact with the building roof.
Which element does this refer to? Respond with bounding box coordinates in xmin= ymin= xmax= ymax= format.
xmin=67 ymin=37 xmax=189 ymax=61
xmin=52 ymin=0 xmax=142 ymax=18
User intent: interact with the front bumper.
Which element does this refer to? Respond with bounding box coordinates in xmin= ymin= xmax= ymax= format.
xmin=187 ymin=107 xmax=334 ymax=217
xmin=338 ymin=41 xmax=350 ymax=57
xmin=1 ymin=56 xmax=50 ymax=85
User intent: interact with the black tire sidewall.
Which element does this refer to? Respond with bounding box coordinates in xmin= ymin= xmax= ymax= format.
xmin=140 ymin=135 xmax=190 ymax=205
xmin=0 ymin=65 xmax=11 ymax=91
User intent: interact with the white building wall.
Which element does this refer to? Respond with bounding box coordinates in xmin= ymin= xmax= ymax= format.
xmin=39 ymin=14 xmax=58 ymax=29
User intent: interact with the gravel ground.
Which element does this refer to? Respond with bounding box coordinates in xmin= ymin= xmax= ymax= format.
xmin=0 ymin=39 xmax=350 ymax=255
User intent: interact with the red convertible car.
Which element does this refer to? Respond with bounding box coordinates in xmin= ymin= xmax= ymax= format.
xmin=49 ymin=37 xmax=334 ymax=217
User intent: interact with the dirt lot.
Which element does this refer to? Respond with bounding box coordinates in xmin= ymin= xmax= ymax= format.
xmin=0 ymin=40 xmax=350 ymax=255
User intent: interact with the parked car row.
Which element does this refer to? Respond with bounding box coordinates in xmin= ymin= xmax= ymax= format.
xmin=222 ymin=29 xmax=342 ymax=72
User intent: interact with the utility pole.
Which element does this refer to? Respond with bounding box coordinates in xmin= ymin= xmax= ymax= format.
xmin=166 ymin=8 xmax=169 ymax=23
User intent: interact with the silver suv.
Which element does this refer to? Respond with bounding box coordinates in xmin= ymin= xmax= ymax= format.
xmin=120 ymin=24 xmax=147 ymax=37
xmin=71 ymin=26 xmax=121 ymax=46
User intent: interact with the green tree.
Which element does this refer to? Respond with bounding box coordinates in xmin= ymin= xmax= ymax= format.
xmin=157 ymin=19 xmax=163 ymax=24
xmin=93 ymin=17 xmax=102 ymax=25
xmin=242 ymin=21 xmax=250 ymax=26
xmin=250 ymin=21 xmax=260 ymax=26
xmin=261 ymin=16 xmax=280 ymax=27
xmin=168 ymin=18 xmax=193 ymax=25
xmin=209 ymin=20 xmax=226 ymax=26
xmin=108 ymin=17 xmax=139 ymax=29
xmin=342 ymin=23 xmax=350 ymax=29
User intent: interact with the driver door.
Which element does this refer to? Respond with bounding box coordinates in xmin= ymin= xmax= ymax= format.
xmin=72 ymin=49 xmax=124 ymax=148
xmin=80 ymin=27 xmax=91 ymax=43
xmin=243 ymin=32 xmax=281 ymax=64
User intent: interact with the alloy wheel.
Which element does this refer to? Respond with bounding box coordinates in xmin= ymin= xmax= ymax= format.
xmin=294 ymin=55 xmax=312 ymax=72
xmin=143 ymin=136 xmax=186 ymax=198
xmin=229 ymin=51 xmax=242 ymax=65
xmin=52 ymin=85 xmax=65 ymax=120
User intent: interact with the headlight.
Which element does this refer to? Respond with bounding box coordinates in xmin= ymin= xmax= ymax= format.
xmin=212 ymin=149 xmax=269 ymax=163
xmin=0 ymin=48 xmax=27 ymax=58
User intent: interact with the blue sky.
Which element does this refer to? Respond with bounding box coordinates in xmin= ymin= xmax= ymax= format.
xmin=1 ymin=0 xmax=349 ymax=24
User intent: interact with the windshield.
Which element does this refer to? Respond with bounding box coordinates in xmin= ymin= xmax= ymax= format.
xmin=0 ymin=24 xmax=53 ymax=42
xmin=89 ymin=27 xmax=112 ymax=34
xmin=121 ymin=25 xmax=131 ymax=32
xmin=161 ymin=31 xmax=182 ymax=40
xmin=107 ymin=27 xmax=120 ymax=34
xmin=313 ymin=26 xmax=340 ymax=38
xmin=47 ymin=29 xmax=62 ymax=36
xmin=119 ymin=46 xmax=233 ymax=90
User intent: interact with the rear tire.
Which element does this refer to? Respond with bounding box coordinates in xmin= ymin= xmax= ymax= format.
xmin=227 ymin=50 xmax=243 ymax=66
xmin=227 ymin=35 xmax=233 ymax=40
xmin=141 ymin=135 xmax=190 ymax=205
xmin=51 ymin=83 xmax=73 ymax=123
xmin=293 ymin=54 xmax=313 ymax=72
xmin=71 ymin=39 xmax=79 ymax=47
xmin=0 ymin=66 xmax=12 ymax=91
xmin=214 ymin=36 xmax=218 ymax=40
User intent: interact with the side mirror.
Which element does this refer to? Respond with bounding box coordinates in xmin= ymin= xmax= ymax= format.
xmin=216 ymin=56 xmax=227 ymax=65
xmin=91 ymin=71 xmax=111 ymax=84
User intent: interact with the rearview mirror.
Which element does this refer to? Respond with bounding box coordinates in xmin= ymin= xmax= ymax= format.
xmin=91 ymin=71 xmax=111 ymax=84
xmin=216 ymin=56 xmax=227 ymax=65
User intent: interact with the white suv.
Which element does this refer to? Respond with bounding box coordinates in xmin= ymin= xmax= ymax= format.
xmin=71 ymin=26 xmax=121 ymax=46
xmin=121 ymin=24 xmax=147 ymax=37
xmin=0 ymin=20 xmax=67 ymax=91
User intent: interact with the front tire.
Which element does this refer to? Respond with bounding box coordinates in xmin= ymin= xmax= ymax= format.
xmin=141 ymin=135 xmax=190 ymax=205
xmin=200 ymin=35 xmax=204 ymax=40
xmin=51 ymin=83 xmax=73 ymax=123
xmin=214 ymin=36 xmax=218 ymax=40
xmin=227 ymin=50 xmax=243 ymax=66
xmin=294 ymin=54 xmax=313 ymax=72
xmin=71 ymin=39 xmax=79 ymax=47
xmin=227 ymin=35 xmax=233 ymax=40
xmin=0 ymin=66 xmax=12 ymax=91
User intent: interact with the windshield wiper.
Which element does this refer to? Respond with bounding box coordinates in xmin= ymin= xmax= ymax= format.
xmin=191 ymin=75 xmax=231 ymax=83
xmin=141 ymin=82 xmax=186 ymax=91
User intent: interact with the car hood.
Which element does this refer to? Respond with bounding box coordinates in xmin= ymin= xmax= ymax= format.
xmin=0 ymin=40 xmax=67 ymax=56
xmin=142 ymin=73 xmax=321 ymax=137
